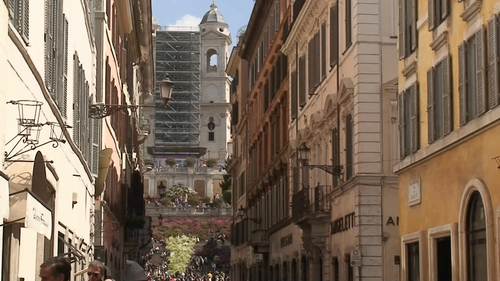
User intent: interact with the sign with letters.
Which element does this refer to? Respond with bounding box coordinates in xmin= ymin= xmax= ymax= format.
xmin=0 ymin=178 xmax=9 ymax=219
xmin=25 ymin=193 xmax=52 ymax=239
xmin=331 ymin=212 xmax=356 ymax=234
xmin=408 ymin=180 xmax=421 ymax=206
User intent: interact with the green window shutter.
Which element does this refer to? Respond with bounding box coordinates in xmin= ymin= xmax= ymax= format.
xmin=487 ymin=17 xmax=499 ymax=109
xmin=476 ymin=28 xmax=487 ymax=115
xmin=459 ymin=44 xmax=467 ymax=125
xmin=442 ymin=56 xmax=453 ymax=135
xmin=428 ymin=0 xmax=435 ymax=30
xmin=21 ymin=0 xmax=29 ymax=41
xmin=399 ymin=93 xmax=405 ymax=159
xmin=410 ymin=84 xmax=420 ymax=152
xmin=399 ymin=0 xmax=405 ymax=59
xmin=427 ymin=68 xmax=435 ymax=143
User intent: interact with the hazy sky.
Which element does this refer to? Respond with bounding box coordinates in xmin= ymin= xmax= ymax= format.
xmin=152 ymin=0 xmax=254 ymax=44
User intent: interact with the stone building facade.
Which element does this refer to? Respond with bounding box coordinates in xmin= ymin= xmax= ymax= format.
xmin=395 ymin=0 xmax=500 ymax=280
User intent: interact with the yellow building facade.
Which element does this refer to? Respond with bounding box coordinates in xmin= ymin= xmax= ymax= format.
xmin=396 ymin=0 xmax=500 ymax=280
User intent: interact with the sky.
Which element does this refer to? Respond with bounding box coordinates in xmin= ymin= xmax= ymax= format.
xmin=152 ymin=0 xmax=255 ymax=44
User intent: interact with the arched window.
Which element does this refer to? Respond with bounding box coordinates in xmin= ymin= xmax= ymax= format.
xmin=466 ymin=191 xmax=487 ymax=281
xmin=207 ymin=49 xmax=218 ymax=72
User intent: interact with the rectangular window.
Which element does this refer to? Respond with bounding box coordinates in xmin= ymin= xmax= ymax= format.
xmin=459 ymin=29 xmax=486 ymax=125
xmin=399 ymin=84 xmax=420 ymax=158
xmin=428 ymin=0 xmax=449 ymax=30
xmin=208 ymin=132 xmax=215 ymax=141
xmin=428 ymin=56 xmax=452 ymax=143
xmin=345 ymin=114 xmax=353 ymax=180
xmin=345 ymin=254 xmax=353 ymax=281
xmin=330 ymin=4 xmax=339 ymax=67
xmin=321 ymin=23 xmax=327 ymax=80
xmin=407 ymin=242 xmax=420 ymax=281
xmin=345 ymin=0 xmax=352 ymax=49
xmin=436 ymin=237 xmax=452 ymax=281
xmin=399 ymin=0 xmax=417 ymax=58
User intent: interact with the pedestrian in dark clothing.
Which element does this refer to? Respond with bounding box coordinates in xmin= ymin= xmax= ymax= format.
xmin=39 ymin=257 xmax=71 ymax=281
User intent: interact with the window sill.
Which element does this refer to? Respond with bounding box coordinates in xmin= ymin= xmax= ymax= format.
xmin=402 ymin=60 xmax=417 ymax=78
xmin=461 ymin=1 xmax=481 ymax=23
xmin=430 ymin=30 xmax=448 ymax=52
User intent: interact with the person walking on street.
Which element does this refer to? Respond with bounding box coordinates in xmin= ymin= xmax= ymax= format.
xmin=87 ymin=260 xmax=114 ymax=281
xmin=39 ymin=257 xmax=71 ymax=281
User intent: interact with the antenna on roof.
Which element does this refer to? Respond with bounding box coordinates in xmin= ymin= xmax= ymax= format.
xmin=211 ymin=0 xmax=217 ymax=8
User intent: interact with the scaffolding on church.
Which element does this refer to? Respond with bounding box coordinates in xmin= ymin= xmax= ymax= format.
xmin=155 ymin=29 xmax=201 ymax=147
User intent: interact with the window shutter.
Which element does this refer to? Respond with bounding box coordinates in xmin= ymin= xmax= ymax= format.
xmin=399 ymin=93 xmax=405 ymax=158
xmin=73 ymin=53 xmax=80 ymax=145
xmin=21 ymin=0 xmax=29 ymax=41
xmin=410 ymin=0 xmax=417 ymax=52
xmin=321 ymin=23 xmax=326 ymax=80
xmin=291 ymin=70 xmax=298 ymax=119
xmin=475 ymin=28 xmax=487 ymax=115
xmin=345 ymin=115 xmax=353 ymax=180
xmin=330 ymin=5 xmax=339 ymax=66
xmin=442 ymin=56 xmax=452 ymax=135
xmin=428 ymin=0 xmax=435 ymax=30
xmin=487 ymin=17 xmax=499 ymax=109
xmin=427 ymin=69 xmax=435 ymax=143
xmin=332 ymin=128 xmax=340 ymax=186
xmin=61 ymin=16 xmax=69 ymax=118
xmin=443 ymin=0 xmax=450 ymax=19
xmin=308 ymin=38 xmax=314 ymax=94
xmin=298 ymin=56 xmax=306 ymax=107
xmin=399 ymin=0 xmax=405 ymax=59
xmin=459 ymin=44 xmax=467 ymax=125
xmin=410 ymin=85 xmax=419 ymax=152
xmin=8 ymin=0 xmax=15 ymax=18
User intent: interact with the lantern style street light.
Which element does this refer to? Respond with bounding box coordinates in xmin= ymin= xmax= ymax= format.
xmin=297 ymin=142 xmax=343 ymax=175
xmin=89 ymin=77 xmax=174 ymax=119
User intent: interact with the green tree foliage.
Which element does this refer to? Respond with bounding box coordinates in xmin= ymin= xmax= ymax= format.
xmin=219 ymin=159 xmax=232 ymax=204
xmin=166 ymin=235 xmax=198 ymax=274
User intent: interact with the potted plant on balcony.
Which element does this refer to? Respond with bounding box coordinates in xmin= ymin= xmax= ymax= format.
xmin=184 ymin=157 xmax=196 ymax=168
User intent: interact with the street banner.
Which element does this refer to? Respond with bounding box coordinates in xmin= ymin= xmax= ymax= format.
xmin=25 ymin=193 xmax=52 ymax=239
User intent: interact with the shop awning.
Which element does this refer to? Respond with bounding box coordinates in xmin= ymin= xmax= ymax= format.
xmin=7 ymin=189 xmax=52 ymax=239
xmin=95 ymin=148 xmax=113 ymax=197
xmin=0 ymin=171 xmax=9 ymax=219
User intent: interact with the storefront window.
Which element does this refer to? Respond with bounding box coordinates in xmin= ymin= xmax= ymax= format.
xmin=467 ymin=191 xmax=487 ymax=281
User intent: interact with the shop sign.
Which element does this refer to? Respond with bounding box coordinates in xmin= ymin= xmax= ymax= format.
xmin=408 ymin=180 xmax=421 ymax=206
xmin=331 ymin=212 xmax=355 ymax=234
xmin=0 ymin=178 xmax=8 ymax=219
xmin=385 ymin=216 xmax=399 ymax=226
xmin=25 ymin=193 xmax=52 ymax=239
xmin=280 ymin=234 xmax=293 ymax=248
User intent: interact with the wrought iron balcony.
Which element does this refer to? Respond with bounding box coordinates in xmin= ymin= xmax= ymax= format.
xmin=292 ymin=184 xmax=331 ymax=224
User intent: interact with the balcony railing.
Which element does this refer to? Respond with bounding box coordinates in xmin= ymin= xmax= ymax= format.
xmin=292 ymin=184 xmax=331 ymax=222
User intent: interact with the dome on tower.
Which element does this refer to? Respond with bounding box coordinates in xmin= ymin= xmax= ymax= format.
xmin=200 ymin=1 xmax=226 ymax=24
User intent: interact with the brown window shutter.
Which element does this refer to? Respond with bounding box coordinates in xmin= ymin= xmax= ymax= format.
xmin=321 ymin=23 xmax=327 ymax=80
xmin=428 ymin=0 xmax=435 ymax=30
xmin=410 ymin=85 xmax=420 ymax=152
xmin=315 ymin=32 xmax=320 ymax=86
xmin=476 ymin=28 xmax=487 ymax=115
xmin=332 ymin=128 xmax=340 ymax=186
xmin=291 ymin=70 xmax=298 ymax=119
xmin=459 ymin=44 xmax=467 ymax=125
xmin=345 ymin=114 xmax=353 ymax=180
xmin=442 ymin=56 xmax=453 ymax=135
xmin=427 ymin=69 xmax=435 ymax=143
xmin=399 ymin=0 xmax=405 ymax=59
xmin=299 ymin=56 xmax=306 ymax=107
xmin=487 ymin=17 xmax=499 ymax=109
xmin=399 ymin=93 xmax=406 ymax=158
xmin=410 ymin=0 xmax=417 ymax=52
xmin=330 ymin=5 xmax=339 ymax=66
xmin=308 ymin=38 xmax=314 ymax=94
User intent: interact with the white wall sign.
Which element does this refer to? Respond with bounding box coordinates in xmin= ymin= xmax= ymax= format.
xmin=0 ymin=177 xmax=9 ymax=219
xmin=25 ymin=193 xmax=52 ymax=239
xmin=408 ymin=180 xmax=421 ymax=207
